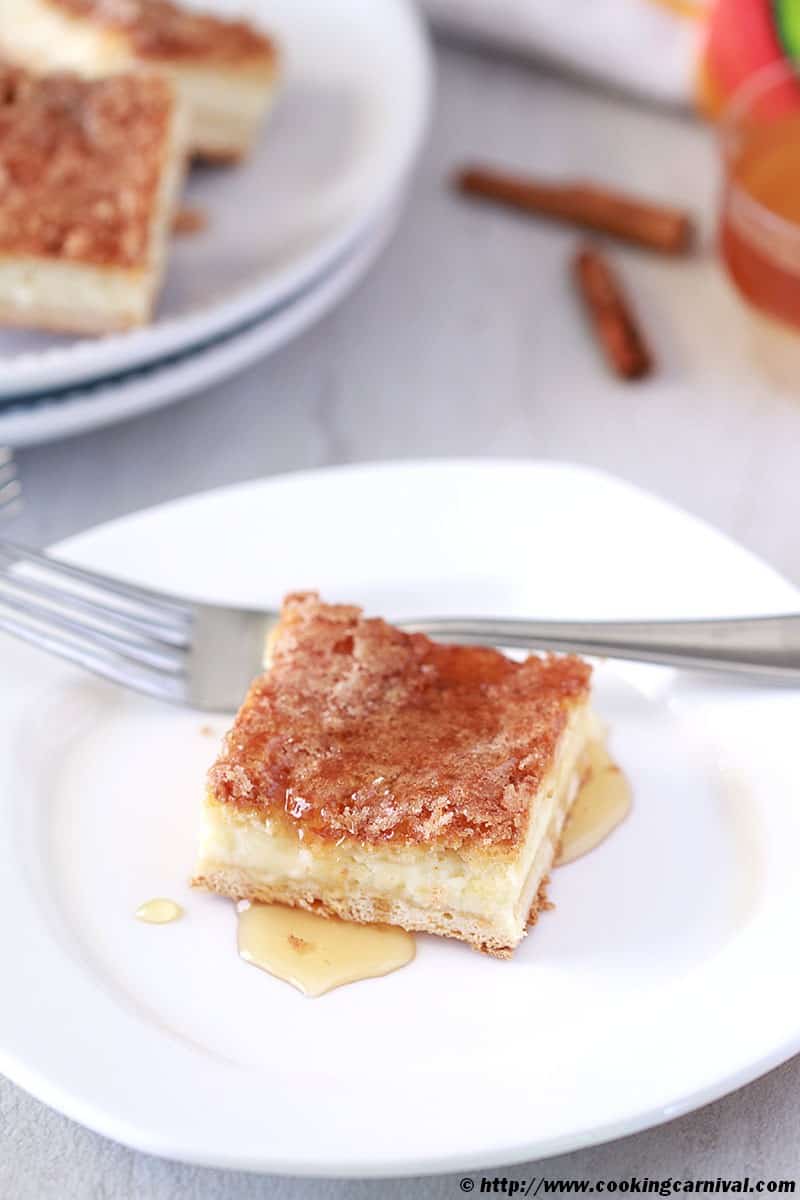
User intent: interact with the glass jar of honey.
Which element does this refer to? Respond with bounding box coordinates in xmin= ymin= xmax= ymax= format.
xmin=719 ymin=61 xmax=800 ymax=385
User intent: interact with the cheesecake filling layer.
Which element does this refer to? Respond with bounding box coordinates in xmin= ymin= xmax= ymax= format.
xmin=165 ymin=65 xmax=277 ymax=158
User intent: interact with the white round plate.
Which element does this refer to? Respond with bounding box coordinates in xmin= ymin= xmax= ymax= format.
xmin=0 ymin=206 xmax=398 ymax=446
xmin=1 ymin=461 xmax=799 ymax=1177
xmin=0 ymin=0 xmax=431 ymax=398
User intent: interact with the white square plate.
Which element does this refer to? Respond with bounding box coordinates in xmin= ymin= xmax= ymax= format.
xmin=1 ymin=460 xmax=799 ymax=1177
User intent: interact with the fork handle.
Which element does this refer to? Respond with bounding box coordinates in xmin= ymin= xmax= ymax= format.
xmin=400 ymin=614 xmax=800 ymax=683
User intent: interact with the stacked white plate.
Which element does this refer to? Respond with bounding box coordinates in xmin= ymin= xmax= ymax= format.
xmin=0 ymin=0 xmax=432 ymax=446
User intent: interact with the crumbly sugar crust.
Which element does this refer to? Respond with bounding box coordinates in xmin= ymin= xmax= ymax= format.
xmin=0 ymin=66 xmax=177 ymax=267
xmin=45 ymin=0 xmax=276 ymax=64
xmin=192 ymin=867 xmax=555 ymax=958
xmin=208 ymin=592 xmax=592 ymax=852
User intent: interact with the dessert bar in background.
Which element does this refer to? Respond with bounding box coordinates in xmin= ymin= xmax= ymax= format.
xmin=194 ymin=592 xmax=596 ymax=957
xmin=0 ymin=0 xmax=279 ymax=160
xmin=0 ymin=66 xmax=186 ymax=333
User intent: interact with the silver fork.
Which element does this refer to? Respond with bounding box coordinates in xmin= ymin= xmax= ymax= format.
xmin=0 ymin=449 xmax=21 ymax=519
xmin=0 ymin=537 xmax=799 ymax=710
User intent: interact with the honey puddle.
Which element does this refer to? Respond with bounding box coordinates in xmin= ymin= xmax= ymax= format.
xmin=135 ymin=898 xmax=183 ymax=924
xmin=556 ymin=741 xmax=631 ymax=866
xmin=237 ymin=902 xmax=415 ymax=997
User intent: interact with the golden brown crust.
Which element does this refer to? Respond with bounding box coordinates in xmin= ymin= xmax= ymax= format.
xmin=44 ymin=0 xmax=276 ymax=65
xmin=191 ymin=868 xmax=555 ymax=958
xmin=208 ymin=592 xmax=592 ymax=852
xmin=0 ymin=66 xmax=178 ymax=267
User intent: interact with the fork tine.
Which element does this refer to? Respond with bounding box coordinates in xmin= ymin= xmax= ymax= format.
xmin=0 ymin=566 xmax=190 ymax=646
xmin=0 ymin=587 xmax=186 ymax=674
xmin=0 ymin=609 xmax=185 ymax=704
xmin=0 ymin=539 xmax=192 ymax=618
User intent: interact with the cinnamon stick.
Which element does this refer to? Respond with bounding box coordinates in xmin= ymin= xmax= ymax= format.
xmin=456 ymin=166 xmax=693 ymax=255
xmin=573 ymin=245 xmax=652 ymax=380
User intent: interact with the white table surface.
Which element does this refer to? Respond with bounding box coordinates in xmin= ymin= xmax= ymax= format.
xmin=3 ymin=36 xmax=800 ymax=1199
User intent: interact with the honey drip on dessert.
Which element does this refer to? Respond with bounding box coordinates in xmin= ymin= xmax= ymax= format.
xmin=237 ymin=903 xmax=415 ymax=997
xmin=135 ymin=898 xmax=183 ymax=924
xmin=556 ymin=741 xmax=631 ymax=866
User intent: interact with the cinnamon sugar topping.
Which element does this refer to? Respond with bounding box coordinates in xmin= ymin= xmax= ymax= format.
xmin=47 ymin=0 xmax=276 ymax=64
xmin=209 ymin=594 xmax=592 ymax=851
xmin=0 ymin=66 xmax=177 ymax=267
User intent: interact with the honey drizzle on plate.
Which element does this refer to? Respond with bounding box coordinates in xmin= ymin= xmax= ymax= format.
xmin=135 ymin=897 xmax=183 ymax=924
xmin=237 ymin=903 xmax=415 ymax=997
xmin=556 ymin=741 xmax=631 ymax=866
